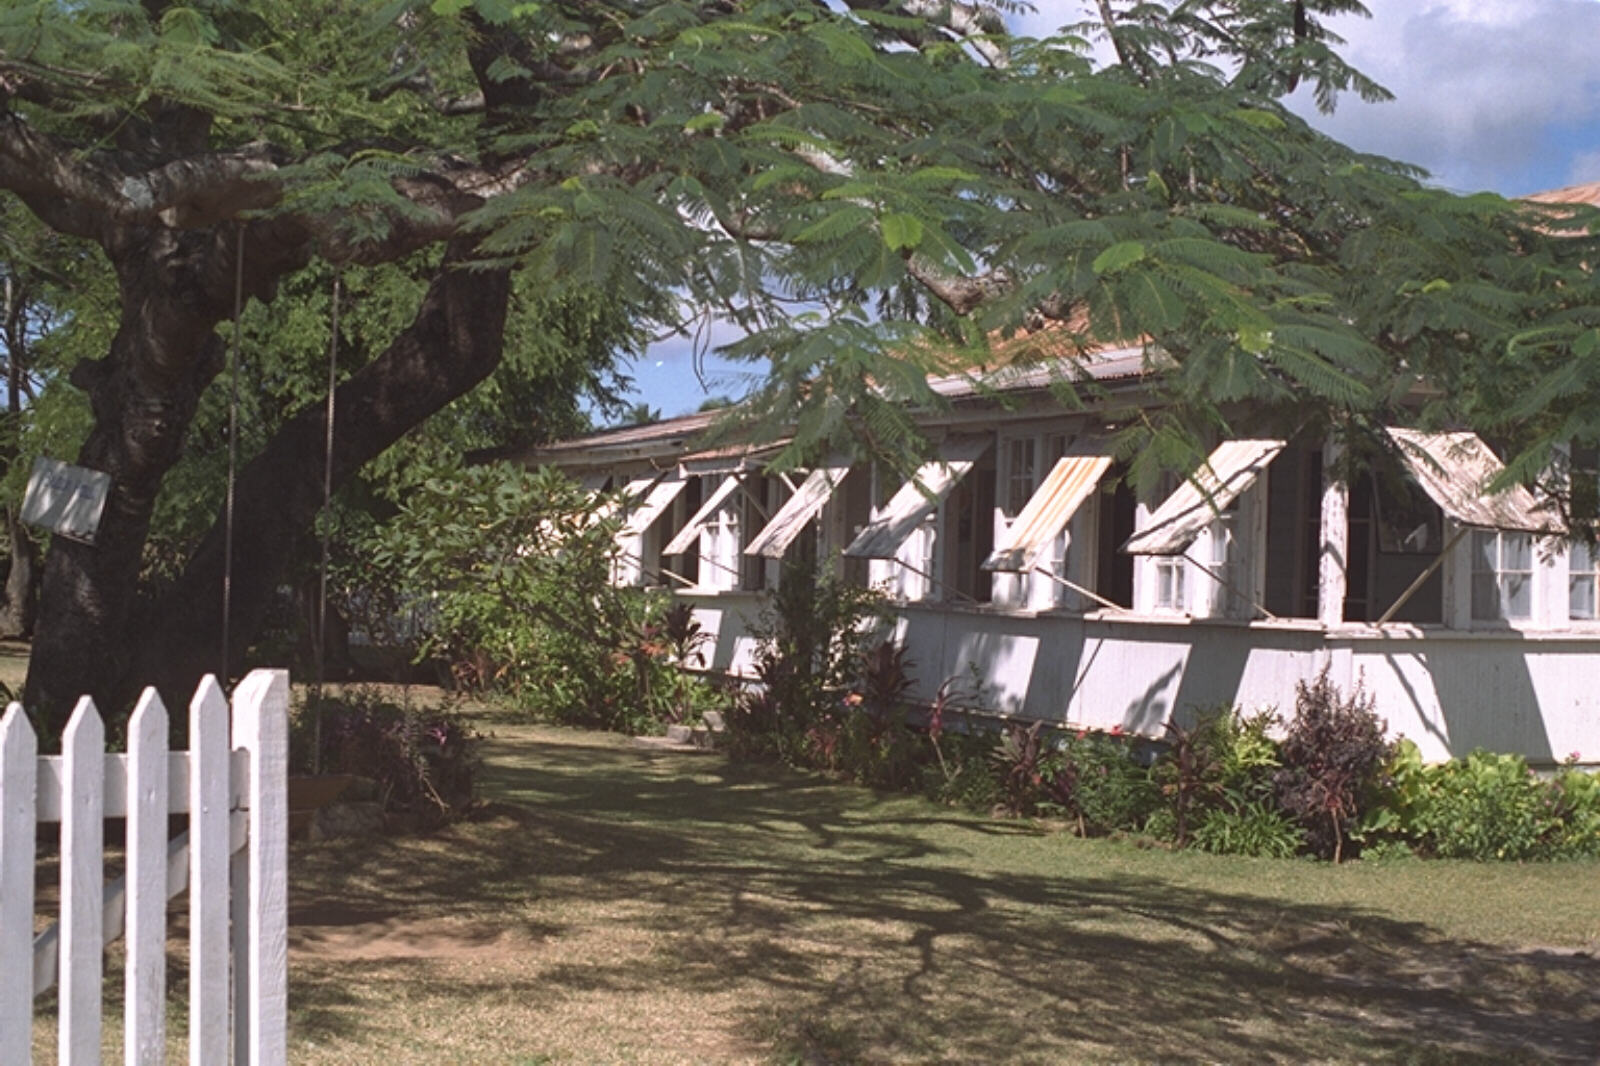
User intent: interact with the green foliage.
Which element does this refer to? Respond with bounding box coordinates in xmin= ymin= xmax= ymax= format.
xmin=1056 ymin=728 xmax=1161 ymax=834
xmin=1362 ymin=743 xmax=1600 ymax=862
xmin=1153 ymin=704 xmax=1282 ymax=847
xmin=1190 ymin=799 xmax=1304 ymax=859
xmin=293 ymin=687 xmax=482 ymax=822
xmin=362 ymin=460 xmax=719 ymax=734
xmin=727 ymin=556 xmax=892 ymax=764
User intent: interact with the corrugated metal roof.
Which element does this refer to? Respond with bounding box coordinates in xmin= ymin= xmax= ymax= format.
xmin=983 ymin=454 xmax=1113 ymax=572
xmin=535 ymin=410 xmax=722 ymax=455
xmin=526 ymin=344 xmax=1164 ymax=469
xmin=928 ymin=345 xmax=1167 ymax=400
xmin=1387 ymin=428 xmax=1565 ymax=534
xmin=745 ymin=460 xmax=850 ymax=559
xmin=1124 ymin=440 xmax=1286 ymax=555
xmin=844 ymin=435 xmax=991 ymax=559
xmin=662 ymin=474 xmax=744 ymax=556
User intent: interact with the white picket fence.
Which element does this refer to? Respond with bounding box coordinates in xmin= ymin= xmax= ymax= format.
xmin=0 ymin=669 xmax=288 ymax=1066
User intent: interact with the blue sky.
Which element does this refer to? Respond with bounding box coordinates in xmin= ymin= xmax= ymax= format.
xmin=617 ymin=0 xmax=1600 ymax=420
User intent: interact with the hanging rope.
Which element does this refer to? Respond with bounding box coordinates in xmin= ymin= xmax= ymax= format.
xmin=311 ymin=271 xmax=340 ymax=775
xmin=221 ymin=224 xmax=245 ymax=683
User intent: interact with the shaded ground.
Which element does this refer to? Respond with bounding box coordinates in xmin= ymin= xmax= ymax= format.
xmin=272 ymin=723 xmax=1599 ymax=1065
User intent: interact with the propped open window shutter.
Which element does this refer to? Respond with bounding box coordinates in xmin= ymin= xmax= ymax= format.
xmin=845 ymin=435 xmax=991 ymax=560
xmin=1387 ymin=428 xmax=1565 ymax=534
xmin=1123 ymin=440 xmax=1285 ymax=555
xmin=984 ymin=454 xmax=1113 ymax=572
xmin=744 ymin=459 xmax=850 ymax=559
xmin=663 ymin=474 xmax=744 ymax=556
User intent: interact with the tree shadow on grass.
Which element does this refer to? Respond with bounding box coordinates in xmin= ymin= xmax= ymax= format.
xmin=287 ymin=734 xmax=1600 ymax=1065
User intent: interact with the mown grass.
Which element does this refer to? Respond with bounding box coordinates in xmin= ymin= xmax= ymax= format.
xmin=32 ymin=717 xmax=1600 ymax=1064
xmin=285 ymin=722 xmax=1597 ymax=1065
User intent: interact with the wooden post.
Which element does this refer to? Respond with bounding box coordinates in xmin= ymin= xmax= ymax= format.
xmin=0 ymin=703 xmax=36 ymax=1066
xmin=190 ymin=676 xmax=231 ymax=1066
xmin=60 ymin=697 xmax=105 ymax=1066
xmin=232 ymin=669 xmax=289 ymax=1066
xmin=1318 ymin=438 xmax=1349 ymax=629
xmin=126 ymin=690 xmax=170 ymax=1065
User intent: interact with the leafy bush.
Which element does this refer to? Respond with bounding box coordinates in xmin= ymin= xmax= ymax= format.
xmin=1361 ymin=742 xmax=1600 ymax=861
xmin=365 ymin=462 xmax=724 ymax=734
xmin=1036 ymin=726 xmax=1164 ymax=832
xmin=728 ymin=556 xmax=891 ymax=766
xmin=1274 ymin=670 xmax=1391 ymax=862
xmin=1154 ymin=705 xmax=1282 ymax=848
xmin=1063 ymin=729 xmax=1160 ymax=834
xmin=1191 ymin=799 xmax=1304 ymax=858
xmin=925 ymin=729 xmax=1004 ymax=811
xmin=295 ymin=688 xmax=481 ymax=822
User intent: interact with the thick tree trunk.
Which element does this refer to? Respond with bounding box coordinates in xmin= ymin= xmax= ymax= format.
xmin=23 ymin=221 xmax=306 ymax=724
xmin=133 ymin=244 xmax=511 ymax=705
xmin=0 ymin=507 xmax=37 ymax=638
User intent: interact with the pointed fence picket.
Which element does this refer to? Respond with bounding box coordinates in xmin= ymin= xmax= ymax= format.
xmin=0 ymin=669 xmax=288 ymax=1066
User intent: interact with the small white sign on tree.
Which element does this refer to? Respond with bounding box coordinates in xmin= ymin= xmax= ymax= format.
xmin=21 ymin=457 xmax=112 ymax=544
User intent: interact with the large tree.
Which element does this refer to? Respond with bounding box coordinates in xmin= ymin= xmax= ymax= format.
xmin=1 ymin=0 xmax=1596 ymax=724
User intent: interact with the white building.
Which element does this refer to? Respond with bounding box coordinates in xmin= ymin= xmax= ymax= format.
xmin=519 ymin=339 xmax=1600 ymax=770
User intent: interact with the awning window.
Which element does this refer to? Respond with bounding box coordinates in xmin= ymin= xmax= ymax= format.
xmin=662 ymin=474 xmax=745 ymax=556
xmin=619 ymin=475 xmax=687 ymax=538
xmin=983 ymin=454 xmax=1113 ymax=572
xmin=1124 ymin=439 xmax=1286 ymax=555
xmin=1387 ymin=428 xmax=1565 ymax=534
xmin=594 ymin=472 xmax=663 ymax=525
xmin=845 ymin=436 xmax=991 ymax=560
xmin=745 ymin=459 xmax=851 ymax=559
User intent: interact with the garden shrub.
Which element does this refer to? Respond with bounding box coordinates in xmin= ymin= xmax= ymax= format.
xmin=728 ymin=556 xmax=891 ymax=768
xmin=1274 ymin=669 xmax=1391 ymax=862
xmin=294 ymin=688 xmax=482 ymax=822
xmin=1154 ymin=705 xmax=1286 ymax=851
xmin=1362 ymin=742 xmax=1600 ymax=861
xmin=1062 ymin=729 xmax=1160 ymax=834
xmin=1190 ymin=798 xmax=1303 ymax=858
xmin=365 ymin=462 xmax=725 ymax=734
xmin=925 ymin=729 xmax=1004 ymax=811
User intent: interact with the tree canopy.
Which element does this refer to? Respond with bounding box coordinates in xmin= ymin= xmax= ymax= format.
xmin=0 ymin=0 xmax=1597 ymax=722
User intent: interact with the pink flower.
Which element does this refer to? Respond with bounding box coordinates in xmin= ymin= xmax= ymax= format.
xmin=1110 ymin=724 xmax=1124 ymax=737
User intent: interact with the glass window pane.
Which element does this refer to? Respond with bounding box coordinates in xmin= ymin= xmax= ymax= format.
xmin=1472 ymin=531 xmax=1496 ymax=573
xmin=1471 ymin=574 xmax=1498 ymax=621
xmin=1503 ymin=533 xmax=1533 ymax=571
xmin=1501 ymin=574 xmax=1532 ymax=619
xmin=1570 ymin=574 xmax=1596 ymax=620
xmin=1157 ymin=560 xmax=1177 ymax=608
xmin=1573 ymin=540 xmax=1594 ymax=572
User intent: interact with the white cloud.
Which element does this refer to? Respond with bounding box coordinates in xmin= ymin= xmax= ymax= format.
xmin=1292 ymin=0 xmax=1600 ymax=194
xmin=1004 ymin=2 xmax=1600 ymax=195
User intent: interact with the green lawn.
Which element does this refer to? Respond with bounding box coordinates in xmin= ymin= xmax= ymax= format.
xmin=270 ymin=720 xmax=1600 ymax=1065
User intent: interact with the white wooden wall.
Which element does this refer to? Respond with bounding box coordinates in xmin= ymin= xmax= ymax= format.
xmin=0 ymin=669 xmax=288 ymax=1066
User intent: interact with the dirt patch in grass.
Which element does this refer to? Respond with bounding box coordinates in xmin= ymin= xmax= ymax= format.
xmin=27 ymin=716 xmax=1598 ymax=1064
xmin=270 ymin=722 xmax=1600 ymax=1065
